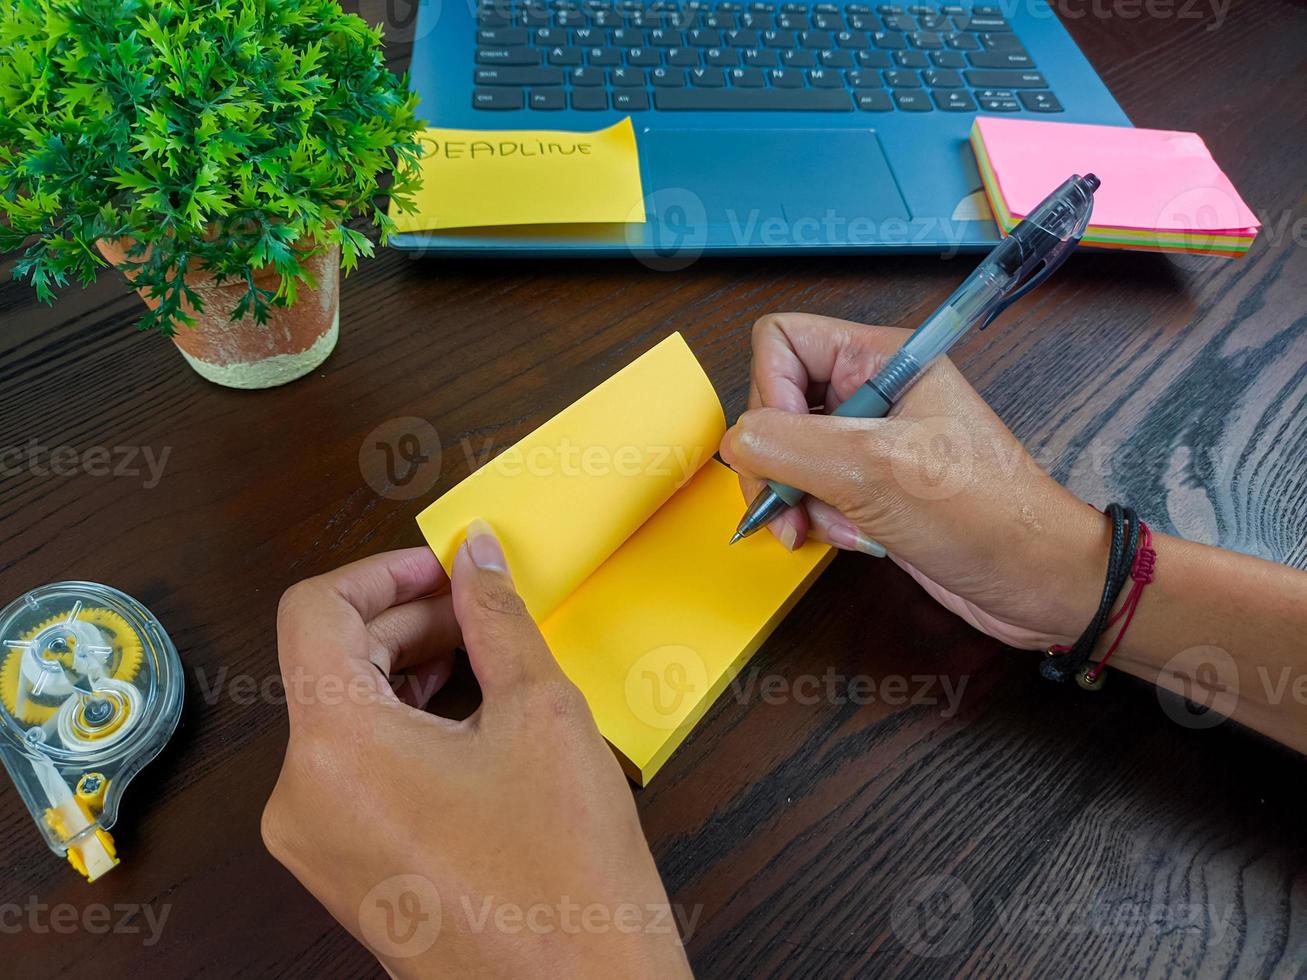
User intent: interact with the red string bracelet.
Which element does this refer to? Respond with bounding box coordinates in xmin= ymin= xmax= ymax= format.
xmin=1084 ymin=520 xmax=1155 ymax=685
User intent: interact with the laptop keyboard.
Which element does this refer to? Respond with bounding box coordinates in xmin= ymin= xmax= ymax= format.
xmin=472 ymin=2 xmax=1064 ymax=113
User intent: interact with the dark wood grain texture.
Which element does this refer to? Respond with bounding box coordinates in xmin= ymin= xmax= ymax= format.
xmin=2 ymin=1 xmax=1306 ymax=976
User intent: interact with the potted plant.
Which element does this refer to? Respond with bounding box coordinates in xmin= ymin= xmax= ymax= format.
xmin=0 ymin=0 xmax=422 ymax=389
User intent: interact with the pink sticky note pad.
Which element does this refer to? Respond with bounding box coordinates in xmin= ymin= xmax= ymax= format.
xmin=975 ymin=117 xmax=1260 ymax=235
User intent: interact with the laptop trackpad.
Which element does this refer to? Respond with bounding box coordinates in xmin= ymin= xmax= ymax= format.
xmin=639 ymin=128 xmax=911 ymax=245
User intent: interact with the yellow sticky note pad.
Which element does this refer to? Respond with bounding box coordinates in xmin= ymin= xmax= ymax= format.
xmin=416 ymin=334 xmax=833 ymax=784
xmin=391 ymin=118 xmax=646 ymax=232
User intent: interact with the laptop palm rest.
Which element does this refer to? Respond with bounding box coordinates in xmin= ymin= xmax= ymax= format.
xmin=638 ymin=128 xmax=912 ymax=248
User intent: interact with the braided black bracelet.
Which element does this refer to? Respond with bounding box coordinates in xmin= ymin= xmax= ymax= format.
xmin=1041 ymin=503 xmax=1140 ymax=690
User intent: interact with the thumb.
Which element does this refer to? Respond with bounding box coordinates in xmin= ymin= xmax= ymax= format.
xmin=451 ymin=519 xmax=570 ymax=700
xmin=722 ymin=407 xmax=887 ymax=515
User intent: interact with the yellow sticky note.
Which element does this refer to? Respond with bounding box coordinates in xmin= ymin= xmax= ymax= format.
xmin=416 ymin=334 xmax=833 ymax=784
xmin=391 ymin=118 xmax=646 ymax=232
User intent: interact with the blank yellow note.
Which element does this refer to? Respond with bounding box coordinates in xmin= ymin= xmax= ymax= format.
xmin=391 ymin=118 xmax=646 ymax=232
xmin=416 ymin=334 xmax=833 ymax=784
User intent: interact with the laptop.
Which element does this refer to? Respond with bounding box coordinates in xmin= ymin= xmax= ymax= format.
xmin=393 ymin=0 xmax=1130 ymax=256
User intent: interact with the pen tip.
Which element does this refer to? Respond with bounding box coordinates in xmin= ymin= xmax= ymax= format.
xmin=729 ymin=531 xmax=744 ymax=545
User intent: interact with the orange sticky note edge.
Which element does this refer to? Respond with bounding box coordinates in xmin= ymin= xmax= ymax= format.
xmin=390 ymin=117 xmax=646 ymax=232
xmin=415 ymin=334 xmax=833 ymax=784
xmin=971 ymin=117 xmax=1260 ymax=256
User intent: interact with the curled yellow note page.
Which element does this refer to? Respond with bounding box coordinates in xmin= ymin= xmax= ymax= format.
xmin=390 ymin=118 xmax=646 ymax=232
xmin=416 ymin=334 xmax=725 ymax=621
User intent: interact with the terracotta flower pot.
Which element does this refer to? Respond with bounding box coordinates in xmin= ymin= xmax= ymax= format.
xmin=96 ymin=239 xmax=340 ymax=389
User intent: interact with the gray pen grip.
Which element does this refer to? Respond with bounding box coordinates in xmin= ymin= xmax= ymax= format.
xmin=765 ymin=383 xmax=892 ymax=504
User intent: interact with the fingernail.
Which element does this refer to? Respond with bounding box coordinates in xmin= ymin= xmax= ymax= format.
xmin=466 ymin=518 xmax=507 ymax=571
xmin=779 ymin=523 xmax=798 ymax=552
xmin=826 ymin=523 xmax=887 ymax=558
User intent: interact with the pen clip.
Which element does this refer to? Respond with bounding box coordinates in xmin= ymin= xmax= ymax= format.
xmin=980 ymin=233 xmax=1081 ymax=330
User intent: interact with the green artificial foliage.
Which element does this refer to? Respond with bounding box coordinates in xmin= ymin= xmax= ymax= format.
xmin=0 ymin=0 xmax=423 ymax=334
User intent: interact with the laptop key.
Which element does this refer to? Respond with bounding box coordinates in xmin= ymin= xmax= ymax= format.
xmin=801 ymin=30 xmax=834 ymax=47
xmin=855 ymin=90 xmax=892 ymax=111
xmin=976 ymin=89 xmax=1019 ymax=111
xmin=964 ymin=69 xmax=1046 ymax=88
xmin=547 ymin=46 xmax=584 ymax=64
xmin=588 ymin=46 xmax=622 ymax=64
xmin=476 ymin=67 xmax=566 ymax=84
xmin=857 ymin=49 xmax=892 ymax=67
xmin=1019 ymin=90 xmax=1063 ymax=112
xmin=743 ymin=47 xmax=778 ymax=65
xmin=727 ymin=28 xmax=761 ymax=45
xmin=473 ymin=88 xmax=524 ymax=108
xmin=979 ymin=32 xmax=1025 ymax=51
xmin=931 ymin=50 xmax=965 ymax=68
xmin=883 ymin=68 xmax=920 ymax=87
xmin=769 ymin=67 xmax=804 ymax=87
xmin=627 ymin=46 xmax=661 ymax=64
xmin=690 ymin=66 xmax=727 ymax=85
xmin=944 ymin=31 xmax=979 ymax=49
xmin=932 ymin=89 xmax=975 ymax=111
xmin=730 ymin=66 xmax=767 ymax=85
xmin=922 ymin=68 xmax=961 ymax=87
xmin=894 ymin=90 xmax=932 ymax=110
xmin=529 ymin=89 xmax=567 ymax=108
xmin=478 ymin=27 xmax=529 ymax=44
xmin=688 ymin=28 xmax=722 ymax=44
xmin=762 ymin=29 xmax=796 ymax=45
xmin=846 ymin=68 xmax=882 ymax=88
xmin=894 ymin=50 xmax=928 ymax=68
xmin=782 ymin=49 xmax=817 ymax=67
xmin=612 ymin=89 xmax=651 ymax=109
xmin=872 ymin=31 xmax=908 ymax=49
xmin=571 ymin=88 xmax=608 ymax=108
xmin=836 ymin=30 xmax=869 ymax=49
xmin=651 ymin=66 xmax=687 ymax=84
xmin=967 ymin=50 xmax=1035 ymax=69
xmin=821 ymin=49 xmax=855 ymax=67
xmin=478 ymin=48 xmax=543 ymax=64
xmin=955 ymin=15 xmax=1011 ymax=31
xmin=807 ymin=67 xmax=844 ymax=88
xmin=667 ymin=47 xmax=701 ymax=65
xmin=706 ymin=47 xmax=739 ymax=65
xmin=655 ymin=87 xmax=853 ymax=109
xmin=611 ymin=66 xmax=647 ymax=84
xmin=571 ymin=65 xmax=606 ymax=84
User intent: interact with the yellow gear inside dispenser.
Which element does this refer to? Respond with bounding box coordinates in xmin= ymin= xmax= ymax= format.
xmin=0 ymin=583 xmax=182 ymax=883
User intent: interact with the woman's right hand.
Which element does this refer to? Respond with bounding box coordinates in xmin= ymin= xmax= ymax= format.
xmin=720 ymin=312 xmax=1112 ymax=651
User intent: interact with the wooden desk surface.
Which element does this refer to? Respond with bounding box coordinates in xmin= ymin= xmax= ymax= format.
xmin=3 ymin=1 xmax=1305 ymax=975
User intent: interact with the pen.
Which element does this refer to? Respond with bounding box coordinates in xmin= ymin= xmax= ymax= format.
xmin=731 ymin=172 xmax=1100 ymax=544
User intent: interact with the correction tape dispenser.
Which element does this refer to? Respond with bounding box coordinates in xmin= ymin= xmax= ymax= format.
xmin=0 ymin=583 xmax=182 ymax=882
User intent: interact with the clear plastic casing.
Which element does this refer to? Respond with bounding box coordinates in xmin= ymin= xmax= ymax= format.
xmin=0 ymin=582 xmax=182 ymax=881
